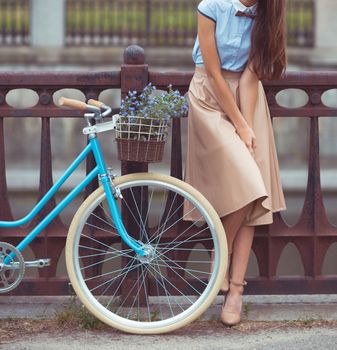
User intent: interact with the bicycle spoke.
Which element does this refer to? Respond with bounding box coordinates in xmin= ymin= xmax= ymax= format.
xmin=100 ymin=258 xmax=141 ymax=310
xmin=114 ymin=263 xmax=151 ymax=321
xmin=155 ymin=185 xmax=170 ymax=241
xmin=91 ymin=210 xmax=117 ymax=231
xmin=149 ymin=207 xmax=202 ymax=246
xmin=161 ymin=259 xmax=212 ymax=264
xmin=156 ymin=235 xmax=213 ymax=256
xmin=156 ymin=247 xmax=213 ymax=252
xmin=146 ymin=264 xmax=185 ymax=315
xmin=150 ymin=192 xmax=194 ymax=244
xmin=154 ymin=259 xmax=211 ymax=278
xmin=83 ymin=261 xmax=140 ymax=283
xmin=98 ymin=203 xmax=117 ymax=227
xmin=85 ymin=221 xmax=118 ymax=237
xmin=78 ymin=249 xmax=133 ymax=259
xmin=155 ymin=254 xmax=207 ymax=292
xmin=143 ymin=269 xmax=184 ymax=313
xmin=124 ymin=265 xmax=147 ymax=321
xmin=154 ymin=257 xmax=209 ymax=286
xmin=141 ymin=264 xmax=152 ymax=322
xmin=80 ymin=252 xmax=135 ymax=272
xmin=120 ymin=193 xmax=150 ymax=242
xmin=90 ymin=258 xmax=138 ymax=293
xmin=154 ymin=236 xmax=213 ymax=247
xmin=153 ymin=223 xmax=208 ymax=260
xmin=116 ymin=263 xmax=148 ymax=318
xmin=81 ymin=234 xmax=135 ymax=260
xmin=79 ymin=244 xmax=120 ymax=254
xmin=129 ymin=187 xmax=151 ymax=243
xmin=147 ymin=264 xmax=195 ymax=305
xmin=152 ymin=192 xmax=178 ymax=246
xmin=151 ymin=254 xmax=170 ymax=319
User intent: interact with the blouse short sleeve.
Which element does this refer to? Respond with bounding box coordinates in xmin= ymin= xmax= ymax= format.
xmin=197 ymin=0 xmax=217 ymax=23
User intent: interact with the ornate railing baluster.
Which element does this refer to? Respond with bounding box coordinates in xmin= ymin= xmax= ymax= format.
xmin=0 ymin=117 xmax=13 ymax=221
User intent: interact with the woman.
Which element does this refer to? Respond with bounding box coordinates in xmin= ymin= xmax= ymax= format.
xmin=182 ymin=0 xmax=287 ymax=326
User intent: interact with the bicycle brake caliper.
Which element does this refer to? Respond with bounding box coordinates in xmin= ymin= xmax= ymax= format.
xmin=108 ymin=168 xmax=123 ymax=199
xmin=98 ymin=170 xmax=123 ymax=200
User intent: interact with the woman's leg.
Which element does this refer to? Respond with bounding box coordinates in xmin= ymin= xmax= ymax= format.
xmin=221 ymin=224 xmax=255 ymax=325
xmin=218 ymin=202 xmax=254 ymax=290
xmin=230 ymin=224 xmax=255 ymax=284
xmin=220 ymin=202 xmax=254 ymax=255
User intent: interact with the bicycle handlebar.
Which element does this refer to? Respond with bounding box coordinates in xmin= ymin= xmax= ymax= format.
xmin=87 ymin=99 xmax=106 ymax=109
xmin=58 ymin=96 xmax=103 ymax=114
xmin=58 ymin=96 xmax=113 ymax=127
xmin=58 ymin=97 xmax=89 ymax=111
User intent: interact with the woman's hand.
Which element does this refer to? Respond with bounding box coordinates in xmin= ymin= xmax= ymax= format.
xmin=235 ymin=125 xmax=257 ymax=157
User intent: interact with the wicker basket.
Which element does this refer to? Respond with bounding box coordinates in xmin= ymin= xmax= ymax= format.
xmin=116 ymin=138 xmax=166 ymax=163
xmin=115 ymin=114 xmax=169 ymax=163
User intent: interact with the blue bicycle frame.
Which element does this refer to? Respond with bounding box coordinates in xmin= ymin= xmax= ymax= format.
xmin=0 ymin=135 xmax=146 ymax=259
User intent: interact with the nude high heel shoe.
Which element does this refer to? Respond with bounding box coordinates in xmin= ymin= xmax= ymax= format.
xmin=209 ymin=249 xmax=231 ymax=293
xmin=220 ymin=279 xmax=247 ymax=326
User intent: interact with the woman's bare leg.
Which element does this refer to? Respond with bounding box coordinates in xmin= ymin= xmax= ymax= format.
xmin=220 ymin=202 xmax=253 ymax=255
xmin=218 ymin=202 xmax=254 ymax=290
xmin=231 ymin=224 xmax=255 ymax=283
xmin=221 ymin=224 xmax=255 ymax=324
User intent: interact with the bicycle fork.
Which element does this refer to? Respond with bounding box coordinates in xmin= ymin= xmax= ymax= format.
xmin=89 ymin=135 xmax=147 ymax=257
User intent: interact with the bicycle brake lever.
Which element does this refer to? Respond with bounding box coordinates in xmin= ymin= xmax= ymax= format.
xmin=111 ymin=114 xmax=120 ymax=129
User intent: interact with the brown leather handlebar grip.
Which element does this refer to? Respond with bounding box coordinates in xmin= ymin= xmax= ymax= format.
xmin=87 ymin=99 xmax=105 ymax=108
xmin=58 ymin=97 xmax=88 ymax=111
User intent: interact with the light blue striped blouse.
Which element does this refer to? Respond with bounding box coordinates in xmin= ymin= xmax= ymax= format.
xmin=192 ymin=0 xmax=258 ymax=72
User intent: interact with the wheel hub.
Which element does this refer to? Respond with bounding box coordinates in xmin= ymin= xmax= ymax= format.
xmin=137 ymin=244 xmax=156 ymax=264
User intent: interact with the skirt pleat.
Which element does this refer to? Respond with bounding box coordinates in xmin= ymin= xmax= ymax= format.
xmin=182 ymin=66 xmax=286 ymax=226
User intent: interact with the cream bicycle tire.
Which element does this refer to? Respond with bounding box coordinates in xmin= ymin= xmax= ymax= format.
xmin=66 ymin=172 xmax=228 ymax=334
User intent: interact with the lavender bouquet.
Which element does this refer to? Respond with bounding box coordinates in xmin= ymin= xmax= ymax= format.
xmin=116 ymin=83 xmax=188 ymax=141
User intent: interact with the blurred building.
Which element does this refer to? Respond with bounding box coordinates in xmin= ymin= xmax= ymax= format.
xmin=0 ymin=0 xmax=336 ymax=67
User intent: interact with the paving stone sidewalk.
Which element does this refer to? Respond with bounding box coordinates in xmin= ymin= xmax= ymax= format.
xmin=1 ymin=294 xmax=337 ymax=322
xmin=1 ymin=295 xmax=337 ymax=350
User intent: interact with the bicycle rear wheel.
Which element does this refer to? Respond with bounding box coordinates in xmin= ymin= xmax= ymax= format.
xmin=66 ymin=172 xmax=227 ymax=334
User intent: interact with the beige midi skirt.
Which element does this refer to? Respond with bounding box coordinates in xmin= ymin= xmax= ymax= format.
xmin=182 ymin=65 xmax=287 ymax=226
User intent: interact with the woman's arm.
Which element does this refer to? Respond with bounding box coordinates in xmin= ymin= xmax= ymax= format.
xmin=238 ymin=61 xmax=259 ymax=129
xmin=237 ymin=62 xmax=259 ymax=155
xmin=197 ymin=13 xmax=256 ymax=155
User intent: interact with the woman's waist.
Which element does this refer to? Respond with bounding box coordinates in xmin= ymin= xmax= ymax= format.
xmin=194 ymin=65 xmax=242 ymax=79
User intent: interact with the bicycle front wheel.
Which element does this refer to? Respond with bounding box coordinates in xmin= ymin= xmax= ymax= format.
xmin=66 ymin=172 xmax=227 ymax=334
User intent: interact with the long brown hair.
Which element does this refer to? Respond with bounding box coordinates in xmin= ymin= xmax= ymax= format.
xmin=248 ymin=0 xmax=287 ymax=80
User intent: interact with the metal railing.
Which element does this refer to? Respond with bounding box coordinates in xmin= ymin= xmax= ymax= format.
xmin=1 ymin=45 xmax=336 ymax=295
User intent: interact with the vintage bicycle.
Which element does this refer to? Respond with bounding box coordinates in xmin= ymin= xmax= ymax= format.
xmin=0 ymin=97 xmax=228 ymax=334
